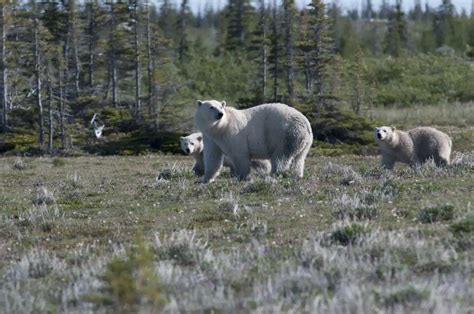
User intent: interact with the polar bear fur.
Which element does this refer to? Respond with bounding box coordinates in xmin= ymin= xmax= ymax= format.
xmin=374 ymin=126 xmax=452 ymax=170
xmin=180 ymin=132 xmax=271 ymax=177
xmin=194 ymin=100 xmax=313 ymax=183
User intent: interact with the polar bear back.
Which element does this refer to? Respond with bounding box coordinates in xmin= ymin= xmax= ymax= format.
xmin=225 ymin=103 xmax=312 ymax=159
xmin=408 ymin=127 xmax=452 ymax=163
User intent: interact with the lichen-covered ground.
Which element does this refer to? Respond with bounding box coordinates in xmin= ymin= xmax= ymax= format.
xmin=0 ymin=151 xmax=472 ymax=313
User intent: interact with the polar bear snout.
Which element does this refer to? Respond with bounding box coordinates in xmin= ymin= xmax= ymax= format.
xmin=185 ymin=148 xmax=191 ymax=154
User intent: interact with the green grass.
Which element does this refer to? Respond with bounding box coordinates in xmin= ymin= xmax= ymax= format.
xmin=0 ymin=150 xmax=472 ymax=312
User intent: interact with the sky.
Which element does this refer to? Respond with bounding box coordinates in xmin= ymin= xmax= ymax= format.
xmin=181 ymin=0 xmax=472 ymax=14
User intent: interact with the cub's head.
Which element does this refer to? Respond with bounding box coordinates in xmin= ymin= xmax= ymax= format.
xmin=180 ymin=132 xmax=203 ymax=155
xmin=374 ymin=126 xmax=395 ymax=142
xmin=194 ymin=100 xmax=227 ymax=130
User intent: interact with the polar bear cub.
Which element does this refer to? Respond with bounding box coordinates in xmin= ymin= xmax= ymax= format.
xmin=180 ymin=132 xmax=271 ymax=177
xmin=180 ymin=132 xmax=205 ymax=176
xmin=194 ymin=100 xmax=313 ymax=183
xmin=374 ymin=126 xmax=452 ymax=170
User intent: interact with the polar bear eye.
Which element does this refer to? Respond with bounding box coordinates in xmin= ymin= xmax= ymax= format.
xmin=190 ymin=143 xmax=194 ymax=146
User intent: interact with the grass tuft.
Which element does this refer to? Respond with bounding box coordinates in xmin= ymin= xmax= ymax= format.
xmin=416 ymin=205 xmax=456 ymax=223
xmin=330 ymin=224 xmax=368 ymax=246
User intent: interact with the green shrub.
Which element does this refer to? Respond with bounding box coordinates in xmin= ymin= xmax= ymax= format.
xmin=330 ymin=224 xmax=367 ymax=246
xmin=449 ymin=216 xmax=474 ymax=237
xmin=379 ymin=286 xmax=429 ymax=307
xmin=90 ymin=242 xmax=166 ymax=310
xmin=417 ymin=205 xmax=456 ymax=223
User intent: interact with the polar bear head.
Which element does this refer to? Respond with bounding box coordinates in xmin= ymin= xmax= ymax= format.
xmin=374 ymin=126 xmax=396 ymax=142
xmin=194 ymin=100 xmax=227 ymax=132
xmin=180 ymin=132 xmax=203 ymax=155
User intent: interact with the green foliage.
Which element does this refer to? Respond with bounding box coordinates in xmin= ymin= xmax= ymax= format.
xmin=330 ymin=224 xmax=367 ymax=246
xmin=305 ymin=106 xmax=378 ymax=152
xmin=378 ymin=286 xmax=430 ymax=307
xmin=52 ymin=158 xmax=66 ymax=167
xmin=449 ymin=216 xmax=474 ymax=237
xmin=92 ymin=242 xmax=166 ymax=310
xmin=365 ymin=56 xmax=474 ymax=106
xmin=417 ymin=205 xmax=456 ymax=223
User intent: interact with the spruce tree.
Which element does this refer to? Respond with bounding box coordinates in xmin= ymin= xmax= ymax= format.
xmin=225 ymin=0 xmax=253 ymax=51
xmin=251 ymin=0 xmax=269 ymax=103
xmin=305 ymin=0 xmax=333 ymax=111
xmin=384 ymin=0 xmax=407 ymax=57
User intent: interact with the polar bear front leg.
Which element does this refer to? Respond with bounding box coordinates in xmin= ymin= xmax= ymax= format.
xmin=381 ymin=154 xmax=396 ymax=170
xmin=231 ymin=150 xmax=251 ymax=181
xmin=202 ymin=137 xmax=224 ymax=183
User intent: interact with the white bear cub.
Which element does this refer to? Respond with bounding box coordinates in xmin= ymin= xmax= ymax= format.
xmin=194 ymin=100 xmax=313 ymax=183
xmin=374 ymin=126 xmax=452 ymax=170
xmin=180 ymin=132 xmax=205 ymax=176
xmin=180 ymin=132 xmax=271 ymax=177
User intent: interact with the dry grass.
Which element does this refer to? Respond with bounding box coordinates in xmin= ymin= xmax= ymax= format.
xmin=0 ymin=149 xmax=472 ymax=312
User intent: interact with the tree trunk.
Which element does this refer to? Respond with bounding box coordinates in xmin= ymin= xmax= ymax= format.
xmin=47 ymin=77 xmax=53 ymax=153
xmin=257 ymin=0 xmax=267 ymax=102
xmin=133 ymin=1 xmax=141 ymax=120
xmin=87 ymin=0 xmax=96 ymax=89
xmin=33 ymin=1 xmax=44 ymax=148
xmin=68 ymin=0 xmax=80 ymax=97
xmin=58 ymin=62 xmax=65 ymax=150
xmin=271 ymin=3 xmax=278 ymax=102
xmin=109 ymin=1 xmax=117 ymax=107
xmin=0 ymin=4 xmax=7 ymax=132
xmin=284 ymin=0 xmax=294 ymax=102
xmin=145 ymin=0 xmax=154 ymax=116
xmin=304 ymin=52 xmax=312 ymax=93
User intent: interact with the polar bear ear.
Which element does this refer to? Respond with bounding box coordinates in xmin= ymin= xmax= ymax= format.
xmin=196 ymin=135 xmax=203 ymax=142
xmin=196 ymin=100 xmax=203 ymax=107
xmin=391 ymin=126 xmax=396 ymax=131
xmin=221 ymin=101 xmax=226 ymax=108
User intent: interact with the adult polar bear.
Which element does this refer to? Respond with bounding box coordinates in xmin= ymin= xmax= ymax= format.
xmin=194 ymin=100 xmax=313 ymax=183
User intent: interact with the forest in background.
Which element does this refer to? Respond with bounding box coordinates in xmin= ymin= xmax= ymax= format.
xmin=0 ymin=0 xmax=473 ymax=155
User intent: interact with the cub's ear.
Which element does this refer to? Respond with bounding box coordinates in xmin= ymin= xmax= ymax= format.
xmin=197 ymin=135 xmax=203 ymax=142
xmin=221 ymin=101 xmax=226 ymax=108
xmin=196 ymin=100 xmax=203 ymax=107
xmin=391 ymin=126 xmax=396 ymax=131
xmin=179 ymin=136 xmax=184 ymax=142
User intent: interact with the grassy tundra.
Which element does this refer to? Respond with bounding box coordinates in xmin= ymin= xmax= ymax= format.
xmin=0 ymin=130 xmax=473 ymax=313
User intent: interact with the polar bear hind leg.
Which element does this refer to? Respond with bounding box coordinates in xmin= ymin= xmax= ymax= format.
xmin=292 ymin=140 xmax=312 ymax=178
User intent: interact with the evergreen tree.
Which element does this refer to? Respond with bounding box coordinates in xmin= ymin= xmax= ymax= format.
xmin=305 ymin=0 xmax=334 ymax=110
xmin=433 ymin=0 xmax=456 ymax=47
xmin=268 ymin=1 xmax=282 ymax=101
xmin=409 ymin=0 xmax=423 ymax=20
xmin=384 ymin=0 xmax=407 ymax=57
xmin=225 ymin=0 xmax=253 ymax=51
xmin=362 ymin=0 xmax=374 ymax=20
xmin=251 ymin=0 xmax=269 ymax=102
xmin=177 ymin=0 xmax=190 ymax=63
xmin=131 ymin=0 xmax=141 ymax=120
xmin=379 ymin=0 xmax=391 ymax=19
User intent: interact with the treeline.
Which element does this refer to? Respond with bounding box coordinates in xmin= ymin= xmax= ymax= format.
xmin=0 ymin=0 xmax=473 ymax=153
